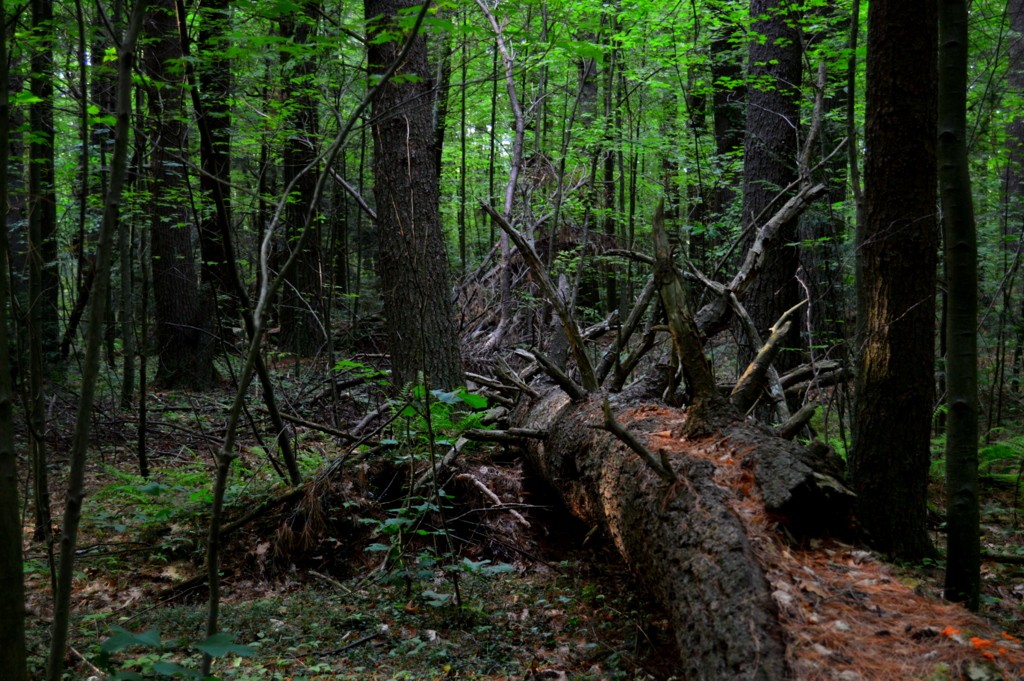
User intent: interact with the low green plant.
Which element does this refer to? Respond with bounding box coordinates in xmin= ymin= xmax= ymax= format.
xmin=363 ymin=385 xmax=514 ymax=611
xmin=94 ymin=626 xmax=254 ymax=680
xmin=929 ymin=430 xmax=1024 ymax=519
xmin=85 ymin=458 xmax=274 ymax=559
xmin=392 ymin=385 xmax=490 ymax=447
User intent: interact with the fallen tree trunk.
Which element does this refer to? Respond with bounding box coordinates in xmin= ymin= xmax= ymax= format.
xmin=517 ymin=388 xmax=853 ymax=680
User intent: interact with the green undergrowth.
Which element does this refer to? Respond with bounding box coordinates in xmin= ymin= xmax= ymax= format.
xmin=80 ymin=454 xmax=292 ymax=565
xmin=53 ymin=562 xmax=673 ymax=680
xmin=25 ymin=377 xmax=675 ymax=680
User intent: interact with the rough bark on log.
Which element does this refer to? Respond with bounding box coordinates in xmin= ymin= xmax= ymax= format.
xmin=517 ymin=388 xmax=853 ymax=680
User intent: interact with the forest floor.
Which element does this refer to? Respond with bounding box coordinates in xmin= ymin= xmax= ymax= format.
xmin=18 ymin=366 xmax=1024 ymax=680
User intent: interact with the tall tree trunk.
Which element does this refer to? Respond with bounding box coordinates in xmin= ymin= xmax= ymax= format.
xmin=144 ymin=0 xmax=216 ymax=389
xmin=366 ymin=0 xmax=462 ymax=390
xmin=1006 ymin=0 xmax=1024 ymax=387
xmin=710 ymin=29 xmax=745 ymax=221
xmin=46 ymin=3 xmax=147 ymax=676
xmin=601 ymin=19 xmax=618 ymax=311
xmin=28 ymin=0 xmax=56 ymax=555
xmin=195 ymin=0 xmax=237 ymax=310
xmin=938 ymin=0 xmax=979 ymax=609
xmin=849 ymin=0 xmax=937 ymax=560
xmin=740 ymin=0 xmax=802 ymax=378
xmin=278 ymin=2 xmax=325 ymax=357
xmin=29 ymin=0 xmax=59 ymax=352
xmin=0 ymin=0 xmax=28 ymax=673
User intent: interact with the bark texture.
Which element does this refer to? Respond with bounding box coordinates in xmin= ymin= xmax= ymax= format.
xmin=367 ymin=0 xmax=462 ymax=389
xmin=519 ymin=389 xmax=851 ymax=679
xmin=938 ymin=0 xmax=979 ymax=608
xmin=740 ymin=0 xmax=802 ymax=377
xmin=850 ymin=0 xmax=938 ymax=559
xmin=195 ymin=0 xmax=237 ymax=307
xmin=144 ymin=0 xmax=216 ymax=389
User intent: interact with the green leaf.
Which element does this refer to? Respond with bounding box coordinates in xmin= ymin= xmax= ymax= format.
xmin=101 ymin=626 xmax=162 ymax=653
xmin=152 ymin=661 xmax=203 ymax=678
xmin=421 ymin=590 xmax=452 ymax=606
xmin=140 ymin=482 xmax=167 ymax=496
xmin=456 ymin=389 xmax=488 ymax=409
xmin=12 ymin=90 xmax=43 ymax=106
xmin=194 ymin=632 xmax=255 ymax=658
xmin=481 ymin=562 xmax=515 ymax=576
xmin=432 ymin=389 xmax=460 ymax=404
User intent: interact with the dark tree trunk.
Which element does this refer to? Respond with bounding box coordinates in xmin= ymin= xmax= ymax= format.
xmin=740 ymin=0 xmax=802 ymax=377
xmin=6 ymin=72 xmax=25 ymax=288
xmin=195 ymin=0 xmax=237 ymax=309
xmin=27 ymin=0 xmax=58 ymax=554
xmin=1008 ymin=0 xmax=1024 ymax=203
xmin=278 ymin=2 xmax=325 ymax=357
xmin=144 ymin=0 xmax=216 ymax=389
xmin=849 ymin=0 xmax=937 ymax=560
xmin=0 ymin=5 xmax=28 ymax=673
xmin=29 ymin=0 xmax=59 ymax=353
xmin=1007 ymin=0 xmax=1024 ymax=386
xmin=602 ymin=29 xmax=618 ymax=311
xmin=938 ymin=0 xmax=979 ymax=609
xmin=366 ymin=0 xmax=462 ymax=390
xmin=710 ymin=30 xmax=745 ymax=220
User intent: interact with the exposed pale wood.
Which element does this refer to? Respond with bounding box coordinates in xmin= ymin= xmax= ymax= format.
xmin=694 ymin=182 xmax=827 ymax=337
xmin=454 ymin=473 xmax=530 ymax=527
xmin=730 ymin=299 xmax=807 ymax=417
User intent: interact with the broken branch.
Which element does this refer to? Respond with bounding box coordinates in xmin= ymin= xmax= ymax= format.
xmin=592 ymin=398 xmax=676 ymax=483
xmin=481 ymin=202 xmax=598 ymax=392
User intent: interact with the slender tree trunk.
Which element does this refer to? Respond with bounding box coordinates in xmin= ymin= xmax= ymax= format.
xmin=602 ymin=19 xmax=618 ymax=311
xmin=849 ymin=0 xmax=938 ymax=560
xmin=366 ymin=0 xmax=463 ymax=389
xmin=797 ymin=9 xmax=851 ymax=358
xmin=938 ymin=0 xmax=979 ymax=609
xmin=27 ymin=0 xmax=56 ymax=563
xmin=46 ymin=2 xmax=148 ymax=676
xmin=115 ymin=2 xmax=135 ymax=407
xmin=457 ymin=13 xmax=468 ymax=274
xmin=1005 ymin=0 xmax=1024 ymax=388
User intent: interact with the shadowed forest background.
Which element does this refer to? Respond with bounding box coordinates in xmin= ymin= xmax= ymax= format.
xmin=3 ymin=0 xmax=1024 ymax=677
